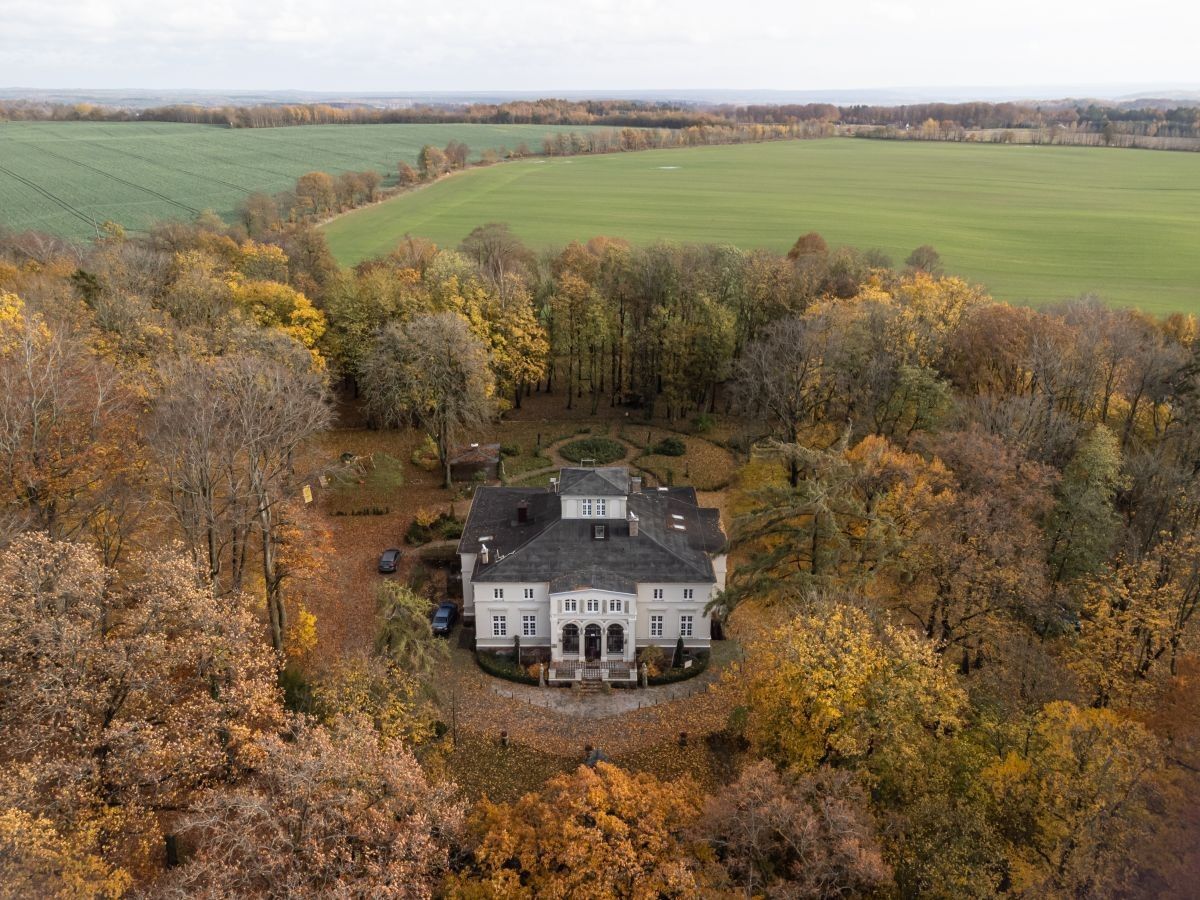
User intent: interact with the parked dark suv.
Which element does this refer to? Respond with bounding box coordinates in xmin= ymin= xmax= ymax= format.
xmin=377 ymin=548 xmax=401 ymax=574
xmin=431 ymin=602 xmax=458 ymax=637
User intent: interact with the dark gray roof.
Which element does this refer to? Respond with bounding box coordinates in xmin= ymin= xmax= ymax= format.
xmin=459 ymin=470 xmax=726 ymax=587
xmin=549 ymin=566 xmax=637 ymax=594
xmin=456 ymin=486 xmax=558 ymax=557
xmin=559 ymin=467 xmax=630 ymax=496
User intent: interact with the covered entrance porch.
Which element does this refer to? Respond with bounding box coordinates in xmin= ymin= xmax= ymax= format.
xmin=548 ymin=588 xmax=636 ymax=683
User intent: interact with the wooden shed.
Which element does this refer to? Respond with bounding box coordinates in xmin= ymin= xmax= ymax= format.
xmin=449 ymin=442 xmax=500 ymax=482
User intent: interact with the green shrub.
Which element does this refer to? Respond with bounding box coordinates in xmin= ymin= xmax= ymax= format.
xmin=559 ymin=436 xmax=626 ymax=465
xmin=411 ymin=434 xmax=439 ymax=472
xmin=500 ymin=443 xmax=521 ymax=457
xmin=406 ymin=511 xmax=461 ymax=545
xmin=279 ymin=665 xmax=314 ymax=713
xmin=476 ymin=650 xmax=539 ymax=685
xmin=653 ymin=436 xmax=686 ymax=457
xmin=646 ymin=650 xmax=710 ymax=686
xmin=691 ymin=413 xmax=715 ymax=434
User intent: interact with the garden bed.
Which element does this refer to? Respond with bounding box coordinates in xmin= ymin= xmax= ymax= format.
xmin=558 ymin=436 xmax=628 ymax=465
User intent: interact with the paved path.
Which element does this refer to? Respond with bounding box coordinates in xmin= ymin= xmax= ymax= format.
xmin=439 ymin=637 xmax=742 ymax=755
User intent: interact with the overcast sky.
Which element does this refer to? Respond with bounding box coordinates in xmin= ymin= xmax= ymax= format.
xmin=1 ymin=0 xmax=1198 ymax=94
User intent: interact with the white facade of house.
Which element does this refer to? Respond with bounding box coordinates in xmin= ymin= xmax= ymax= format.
xmin=458 ymin=469 xmax=727 ymax=676
xmin=466 ymin=573 xmax=724 ymax=656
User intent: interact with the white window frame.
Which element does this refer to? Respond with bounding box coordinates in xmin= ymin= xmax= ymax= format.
xmin=596 ymin=498 xmax=607 ymax=517
xmin=563 ymin=598 xmax=578 ymax=613
xmin=586 ymin=597 xmax=600 ymax=614
xmin=523 ymin=587 xmax=535 ymax=599
xmin=650 ymin=614 xmax=664 ymax=638
xmin=493 ymin=588 xmax=504 ymax=600
xmin=581 ymin=499 xmax=593 ymax=517
xmin=683 ymin=588 xmax=694 ymax=600
xmin=608 ymin=598 xmax=624 ymax=614
xmin=653 ymin=588 xmax=664 ymax=600
xmin=522 ymin=614 xmax=537 ymax=637
xmin=492 ymin=615 xmax=507 ymax=637
xmin=680 ymin=615 xmax=693 ymax=637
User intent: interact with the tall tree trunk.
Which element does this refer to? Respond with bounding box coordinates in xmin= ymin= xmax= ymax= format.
xmin=256 ymin=486 xmax=284 ymax=655
xmin=439 ymin=418 xmax=452 ymax=489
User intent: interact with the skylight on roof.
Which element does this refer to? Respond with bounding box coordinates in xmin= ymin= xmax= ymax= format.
xmin=671 ymin=514 xmax=684 ymax=521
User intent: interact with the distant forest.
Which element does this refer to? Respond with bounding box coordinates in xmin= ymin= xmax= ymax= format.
xmin=3 ymin=96 xmax=1200 ymax=144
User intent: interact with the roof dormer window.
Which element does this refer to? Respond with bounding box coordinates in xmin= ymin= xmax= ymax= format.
xmin=593 ymin=524 xmax=607 ymax=540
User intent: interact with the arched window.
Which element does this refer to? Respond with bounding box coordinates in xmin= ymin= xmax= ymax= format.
xmin=562 ymin=624 xmax=579 ymax=654
xmin=606 ymin=624 xmax=624 ymax=654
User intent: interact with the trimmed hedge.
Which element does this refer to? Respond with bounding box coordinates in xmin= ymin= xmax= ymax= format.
xmin=559 ymin=436 xmax=626 ymax=465
xmin=647 ymin=651 xmax=710 ymax=685
xmin=476 ymin=650 xmax=539 ymax=685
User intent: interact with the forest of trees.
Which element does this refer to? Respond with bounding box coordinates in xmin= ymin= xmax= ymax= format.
xmin=1 ymin=208 xmax=1199 ymax=896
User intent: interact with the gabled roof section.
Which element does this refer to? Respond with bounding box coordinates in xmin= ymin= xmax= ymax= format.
xmin=450 ymin=442 xmax=500 ymax=465
xmin=559 ymin=467 xmax=630 ymax=496
xmin=549 ymin=566 xmax=637 ymax=595
xmin=456 ymin=486 xmax=559 ymax=557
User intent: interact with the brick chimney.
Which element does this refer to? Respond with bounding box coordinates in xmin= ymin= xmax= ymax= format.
xmin=479 ymin=543 xmax=490 ymax=565
xmin=631 ymin=475 xmax=642 ymax=493
xmin=628 ymin=512 xmax=639 ymax=538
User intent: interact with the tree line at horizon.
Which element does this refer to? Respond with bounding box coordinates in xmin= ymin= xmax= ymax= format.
xmin=1 ymin=208 xmax=1199 ymax=895
xmin=3 ymin=94 xmax=1198 ymax=142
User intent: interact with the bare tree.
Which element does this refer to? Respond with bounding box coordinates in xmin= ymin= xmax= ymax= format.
xmin=732 ymin=315 xmax=837 ymax=485
xmin=361 ymin=313 xmax=494 ymax=488
xmin=459 ymin=222 xmax=533 ymax=287
xmin=150 ymin=351 xmax=330 ymax=653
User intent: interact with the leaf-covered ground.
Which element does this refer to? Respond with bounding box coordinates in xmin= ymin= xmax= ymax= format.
xmin=432 ymin=639 xmax=745 ymax=802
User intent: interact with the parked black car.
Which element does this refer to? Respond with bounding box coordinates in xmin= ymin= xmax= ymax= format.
xmin=377 ymin=548 xmax=402 ymax=574
xmin=431 ymin=602 xmax=458 ymax=637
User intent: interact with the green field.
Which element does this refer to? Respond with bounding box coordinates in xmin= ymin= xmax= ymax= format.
xmin=0 ymin=121 xmax=609 ymax=241
xmin=322 ymin=139 xmax=1200 ymax=313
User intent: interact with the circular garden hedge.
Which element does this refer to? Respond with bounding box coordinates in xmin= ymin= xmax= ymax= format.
xmin=559 ymin=436 xmax=627 ymax=465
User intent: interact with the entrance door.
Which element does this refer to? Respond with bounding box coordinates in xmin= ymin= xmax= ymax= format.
xmin=584 ymin=624 xmax=602 ymax=661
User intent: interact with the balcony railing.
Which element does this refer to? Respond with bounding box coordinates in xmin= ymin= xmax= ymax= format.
xmin=548 ymin=659 xmax=636 ymax=682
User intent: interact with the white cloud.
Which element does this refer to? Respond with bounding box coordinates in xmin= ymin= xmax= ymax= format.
xmin=0 ymin=0 xmax=1196 ymax=92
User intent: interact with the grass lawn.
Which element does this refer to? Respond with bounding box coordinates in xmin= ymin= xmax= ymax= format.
xmin=322 ymin=138 xmax=1200 ymax=314
xmin=0 ymin=121 xmax=615 ymax=241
